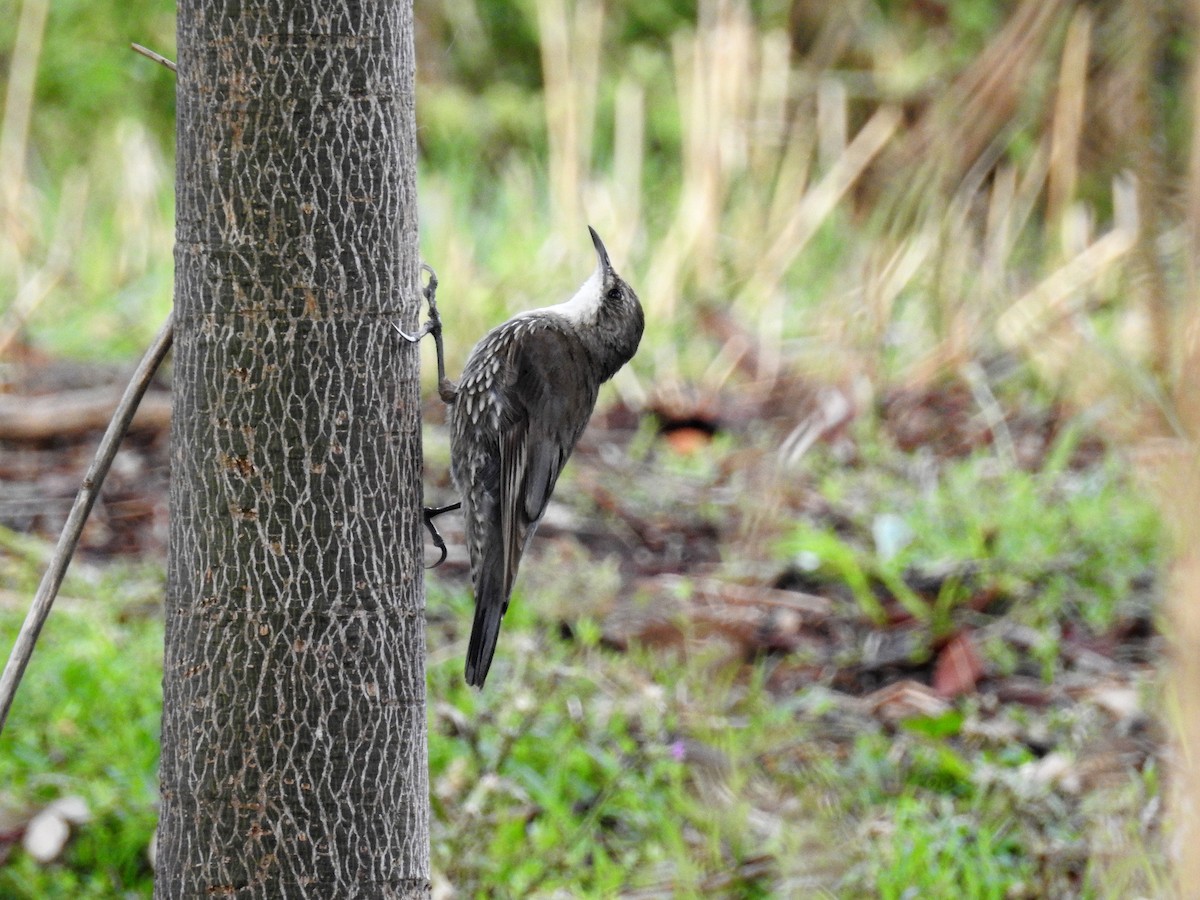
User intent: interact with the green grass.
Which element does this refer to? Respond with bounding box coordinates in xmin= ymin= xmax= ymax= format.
xmin=0 ymin=423 xmax=1165 ymax=896
xmin=420 ymin=591 xmax=835 ymax=896
xmin=0 ymin=564 xmax=164 ymax=898
xmin=783 ymin=426 xmax=1161 ymax=641
xmin=871 ymin=795 xmax=1033 ymax=900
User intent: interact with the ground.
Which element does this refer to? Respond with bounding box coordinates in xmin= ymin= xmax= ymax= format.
xmin=0 ymin=352 xmax=1167 ymax=896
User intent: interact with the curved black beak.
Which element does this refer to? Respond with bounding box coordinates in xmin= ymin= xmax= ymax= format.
xmin=588 ymin=225 xmax=613 ymax=273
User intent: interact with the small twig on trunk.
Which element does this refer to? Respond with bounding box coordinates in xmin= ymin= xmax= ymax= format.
xmin=130 ymin=42 xmax=177 ymax=72
xmin=0 ymin=43 xmax=178 ymax=736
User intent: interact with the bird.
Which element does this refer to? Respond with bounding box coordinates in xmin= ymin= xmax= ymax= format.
xmin=400 ymin=227 xmax=644 ymax=687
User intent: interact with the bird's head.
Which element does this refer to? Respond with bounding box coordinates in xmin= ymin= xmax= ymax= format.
xmin=528 ymin=228 xmax=643 ymax=374
xmin=584 ymin=226 xmax=644 ymax=366
xmin=588 ymin=225 xmax=638 ymax=316
xmin=588 ymin=226 xmax=639 ymax=318
xmin=552 ymin=226 xmax=640 ymax=326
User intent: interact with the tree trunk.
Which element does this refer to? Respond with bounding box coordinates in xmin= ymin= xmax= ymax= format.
xmin=157 ymin=1 xmax=430 ymax=897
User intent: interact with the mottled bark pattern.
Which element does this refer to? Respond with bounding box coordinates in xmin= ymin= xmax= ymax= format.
xmin=158 ymin=1 xmax=429 ymax=897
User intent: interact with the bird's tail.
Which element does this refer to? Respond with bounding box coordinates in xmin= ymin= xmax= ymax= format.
xmin=465 ymin=553 xmax=507 ymax=688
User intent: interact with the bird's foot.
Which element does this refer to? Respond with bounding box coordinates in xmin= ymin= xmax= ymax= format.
xmin=420 ymin=501 xmax=462 ymax=569
xmin=395 ymin=264 xmax=457 ymax=405
xmin=392 ymin=320 xmax=432 ymax=342
xmin=394 ymin=264 xmax=441 ymax=342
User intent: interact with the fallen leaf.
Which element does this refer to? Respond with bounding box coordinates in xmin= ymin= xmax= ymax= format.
xmin=1085 ymin=683 xmax=1142 ymax=720
xmin=663 ymin=426 xmax=712 ymax=455
xmin=862 ymin=680 xmax=951 ymax=722
xmin=1017 ymin=751 xmax=1075 ymax=793
xmin=933 ymin=630 xmax=983 ymax=698
xmin=46 ymin=795 xmax=91 ymax=825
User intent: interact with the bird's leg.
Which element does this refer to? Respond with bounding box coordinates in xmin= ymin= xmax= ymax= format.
xmin=421 ymin=501 xmax=462 ymax=569
xmin=397 ymin=265 xmax=463 ymax=567
xmin=394 ymin=264 xmax=458 ymax=404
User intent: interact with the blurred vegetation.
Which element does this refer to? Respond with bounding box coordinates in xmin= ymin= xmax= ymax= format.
xmin=1 ymin=0 xmax=1196 ymax=895
xmin=0 ymin=427 xmax=1167 ymax=896
xmin=3 ymin=0 xmax=1193 ymax=399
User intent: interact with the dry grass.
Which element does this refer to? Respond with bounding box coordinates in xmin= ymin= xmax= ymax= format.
xmin=0 ymin=1 xmax=172 ymax=365
xmin=518 ymin=2 xmax=1199 ymax=892
xmin=419 ymin=0 xmax=1180 ymax=417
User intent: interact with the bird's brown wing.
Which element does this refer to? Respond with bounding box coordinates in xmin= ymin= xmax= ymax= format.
xmin=462 ymin=320 xmax=598 ymax=687
xmin=498 ymin=324 xmax=599 ymax=598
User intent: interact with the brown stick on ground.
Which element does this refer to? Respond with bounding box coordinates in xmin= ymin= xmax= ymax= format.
xmin=0 ymin=385 xmax=172 ymax=441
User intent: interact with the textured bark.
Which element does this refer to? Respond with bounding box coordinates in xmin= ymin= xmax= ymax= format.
xmin=157 ymin=1 xmax=430 ymax=897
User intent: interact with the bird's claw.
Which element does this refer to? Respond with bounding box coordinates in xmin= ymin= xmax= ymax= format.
xmin=420 ymin=501 xmax=461 ymax=570
xmin=395 ymin=264 xmax=442 ymax=344
xmin=421 ymin=263 xmax=438 ymax=304
xmin=393 ymin=320 xmax=433 ymax=343
xmin=425 ymin=527 xmax=449 ymax=570
xmin=401 ymin=267 xmax=460 ymax=569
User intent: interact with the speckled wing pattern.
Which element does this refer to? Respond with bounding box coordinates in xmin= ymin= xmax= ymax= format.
xmin=451 ymin=315 xmax=599 ymax=686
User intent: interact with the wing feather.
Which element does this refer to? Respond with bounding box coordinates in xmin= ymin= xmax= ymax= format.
xmin=454 ymin=318 xmax=601 ymax=686
xmin=496 ymin=323 xmax=598 ymax=598
xmin=499 ymin=426 xmax=526 ymax=598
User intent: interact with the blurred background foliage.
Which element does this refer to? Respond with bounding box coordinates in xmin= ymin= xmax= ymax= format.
xmin=2 ymin=0 xmax=1192 ymax=415
xmin=3 ymin=0 xmax=1200 ymax=895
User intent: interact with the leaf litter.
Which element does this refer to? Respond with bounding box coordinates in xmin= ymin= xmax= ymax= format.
xmin=0 ymin=356 xmax=1165 ymax=894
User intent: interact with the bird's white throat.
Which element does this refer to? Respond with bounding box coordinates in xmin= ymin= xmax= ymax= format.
xmin=523 ymin=262 xmax=605 ymax=326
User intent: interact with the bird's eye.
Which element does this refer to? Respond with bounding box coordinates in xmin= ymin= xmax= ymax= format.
xmin=606 ymin=287 xmax=622 ymax=301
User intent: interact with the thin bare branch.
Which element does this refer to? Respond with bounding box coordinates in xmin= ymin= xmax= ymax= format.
xmin=0 ymin=39 xmax=181 ymax=734
xmin=130 ymin=42 xmax=177 ymax=72
xmin=0 ymin=313 xmax=174 ymax=734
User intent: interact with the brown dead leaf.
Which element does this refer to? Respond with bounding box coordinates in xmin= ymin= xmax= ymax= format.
xmin=663 ymin=426 xmax=713 ymax=455
xmin=933 ymin=630 xmax=983 ymax=698
xmin=862 ymin=680 xmax=952 ymax=723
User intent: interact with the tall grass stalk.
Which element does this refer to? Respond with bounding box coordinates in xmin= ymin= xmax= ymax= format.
xmin=537 ymin=0 xmax=603 ymax=247
xmin=0 ymin=0 xmax=48 ymax=225
xmin=1161 ymin=2 xmax=1200 ymax=894
xmin=1046 ymin=6 xmax=1091 ymax=245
